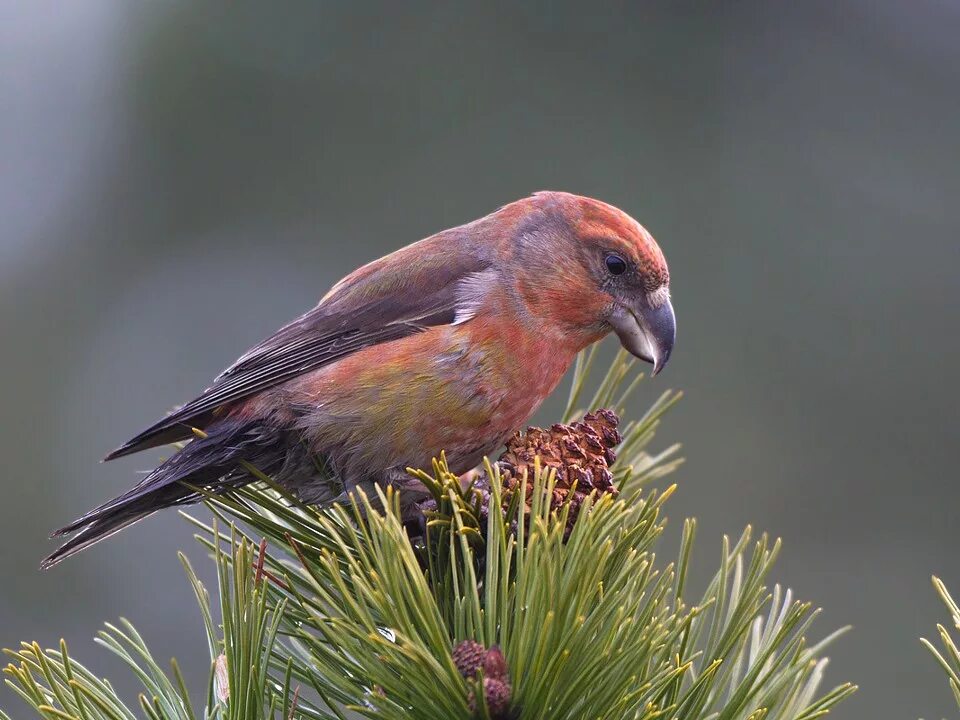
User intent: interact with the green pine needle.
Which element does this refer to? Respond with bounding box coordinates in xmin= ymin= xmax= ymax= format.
xmin=922 ymin=576 xmax=960 ymax=711
xmin=2 ymin=348 xmax=856 ymax=720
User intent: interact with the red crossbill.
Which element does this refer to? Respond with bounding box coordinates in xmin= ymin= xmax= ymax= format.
xmin=44 ymin=191 xmax=674 ymax=567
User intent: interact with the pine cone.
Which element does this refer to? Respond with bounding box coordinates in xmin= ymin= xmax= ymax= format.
xmin=452 ymin=640 xmax=487 ymax=678
xmin=496 ymin=408 xmax=622 ymax=533
xmin=407 ymin=409 xmax=622 ymax=551
xmin=482 ymin=645 xmax=508 ymax=680
xmin=455 ymin=642 xmax=513 ymax=719
xmin=479 ymin=677 xmax=512 ymax=717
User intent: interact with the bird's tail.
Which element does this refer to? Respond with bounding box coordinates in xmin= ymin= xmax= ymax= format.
xmin=42 ymin=421 xmax=287 ymax=569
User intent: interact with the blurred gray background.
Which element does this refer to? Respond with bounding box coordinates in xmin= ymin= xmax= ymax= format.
xmin=2 ymin=2 xmax=958 ymax=717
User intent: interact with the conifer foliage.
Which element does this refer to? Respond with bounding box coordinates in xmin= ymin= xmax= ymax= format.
xmin=2 ymin=348 xmax=856 ymax=720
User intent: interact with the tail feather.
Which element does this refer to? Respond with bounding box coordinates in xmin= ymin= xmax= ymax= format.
xmin=43 ymin=421 xmax=285 ymax=569
xmin=103 ymin=410 xmax=218 ymax=462
xmin=41 ymin=484 xmax=196 ymax=569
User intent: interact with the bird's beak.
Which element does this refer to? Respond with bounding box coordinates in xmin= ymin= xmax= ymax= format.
xmin=609 ymin=297 xmax=676 ymax=376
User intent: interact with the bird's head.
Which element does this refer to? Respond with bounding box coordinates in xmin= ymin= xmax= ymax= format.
xmin=505 ymin=191 xmax=675 ymax=375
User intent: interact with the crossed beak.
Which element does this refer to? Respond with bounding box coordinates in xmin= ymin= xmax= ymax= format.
xmin=609 ymin=297 xmax=676 ymax=376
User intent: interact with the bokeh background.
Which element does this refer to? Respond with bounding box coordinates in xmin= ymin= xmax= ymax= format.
xmin=2 ymin=2 xmax=958 ymax=717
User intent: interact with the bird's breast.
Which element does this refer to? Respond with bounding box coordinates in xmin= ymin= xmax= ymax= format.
xmin=282 ymin=318 xmax=579 ymax=481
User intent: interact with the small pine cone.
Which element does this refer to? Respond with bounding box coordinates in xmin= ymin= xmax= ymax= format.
xmin=452 ymin=640 xmax=487 ymax=678
xmin=482 ymin=645 xmax=508 ymax=680
xmin=467 ymin=678 xmax=513 ymax=719
xmin=496 ymin=408 xmax=622 ymax=532
xmin=457 ymin=643 xmax=513 ymax=719
xmin=480 ymin=677 xmax=512 ymax=718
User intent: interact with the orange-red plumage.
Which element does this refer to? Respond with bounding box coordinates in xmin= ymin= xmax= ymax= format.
xmin=43 ymin=191 xmax=675 ymax=567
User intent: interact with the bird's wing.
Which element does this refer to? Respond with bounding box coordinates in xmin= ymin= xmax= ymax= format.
xmin=105 ymin=241 xmax=493 ymax=460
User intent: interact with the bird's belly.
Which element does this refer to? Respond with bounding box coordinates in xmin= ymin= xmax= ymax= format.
xmin=282 ymin=324 xmax=576 ymax=488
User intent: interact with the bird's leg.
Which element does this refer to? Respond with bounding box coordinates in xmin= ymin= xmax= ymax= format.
xmin=394 ymin=465 xmax=496 ymax=541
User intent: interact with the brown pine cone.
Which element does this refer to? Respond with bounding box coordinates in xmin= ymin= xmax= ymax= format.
xmin=408 ymin=409 xmax=622 ymax=549
xmin=496 ymin=409 xmax=622 ymax=533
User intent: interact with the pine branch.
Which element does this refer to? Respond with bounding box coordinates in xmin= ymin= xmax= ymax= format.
xmin=2 ymin=528 xmax=303 ymax=720
xmin=3 ymin=348 xmax=855 ymax=720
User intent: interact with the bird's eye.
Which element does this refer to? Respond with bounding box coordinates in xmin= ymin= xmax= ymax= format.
xmin=605 ymin=253 xmax=628 ymax=276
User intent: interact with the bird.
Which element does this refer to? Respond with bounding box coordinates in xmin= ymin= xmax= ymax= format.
xmin=43 ymin=191 xmax=675 ymax=568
